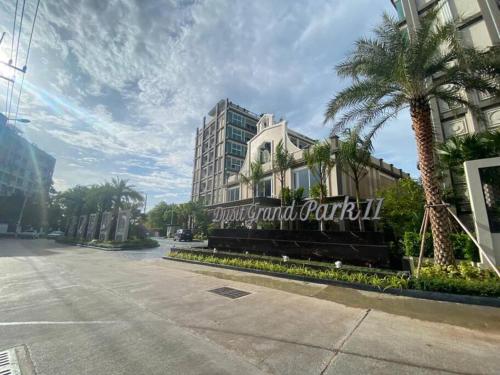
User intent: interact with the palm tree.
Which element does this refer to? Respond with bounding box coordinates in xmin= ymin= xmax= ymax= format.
xmin=109 ymin=177 xmax=144 ymax=210
xmin=336 ymin=130 xmax=373 ymax=231
xmin=303 ymin=141 xmax=335 ymax=231
xmin=324 ymin=9 xmax=499 ymax=266
xmin=239 ymin=161 xmax=265 ymax=205
xmin=273 ymin=140 xmax=295 ymax=229
xmin=108 ymin=178 xmax=143 ymax=239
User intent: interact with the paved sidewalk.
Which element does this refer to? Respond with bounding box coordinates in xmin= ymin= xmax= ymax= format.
xmin=0 ymin=239 xmax=499 ymax=374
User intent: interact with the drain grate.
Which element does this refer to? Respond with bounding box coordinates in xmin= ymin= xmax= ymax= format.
xmin=209 ymin=287 xmax=250 ymax=299
xmin=0 ymin=348 xmax=21 ymax=375
xmin=0 ymin=352 xmax=9 ymax=367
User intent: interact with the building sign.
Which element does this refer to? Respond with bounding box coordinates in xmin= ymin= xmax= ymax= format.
xmin=67 ymin=216 xmax=78 ymax=238
xmin=86 ymin=213 xmax=99 ymax=241
xmin=99 ymin=211 xmax=113 ymax=241
xmin=114 ymin=209 xmax=131 ymax=242
xmin=77 ymin=215 xmax=88 ymax=239
xmin=212 ymin=197 xmax=384 ymax=223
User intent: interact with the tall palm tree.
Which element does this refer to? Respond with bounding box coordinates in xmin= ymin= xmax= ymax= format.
xmin=336 ymin=130 xmax=373 ymax=231
xmin=108 ymin=177 xmax=143 ymax=239
xmin=324 ymin=9 xmax=499 ymax=266
xmin=109 ymin=177 xmax=144 ymax=210
xmin=273 ymin=140 xmax=295 ymax=229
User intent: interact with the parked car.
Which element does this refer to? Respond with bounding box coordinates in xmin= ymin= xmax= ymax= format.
xmin=19 ymin=229 xmax=39 ymax=239
xmin=174 ymin=229 xmax=193 ymax=242
xmin=47 ymin=230 xmax=65 ymax=239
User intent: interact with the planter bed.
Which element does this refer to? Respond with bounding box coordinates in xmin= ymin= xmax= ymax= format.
xmin=56 ymin=237 xmax=159 ymax=250
xmin=165 ymin=250 xmax=500 ymax=307
xmin=170 ymin=247 xmax=400 ymax=278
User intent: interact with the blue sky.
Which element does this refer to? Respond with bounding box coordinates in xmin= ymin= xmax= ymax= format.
xmin=0 ymin=0 xmax=417 ymax=209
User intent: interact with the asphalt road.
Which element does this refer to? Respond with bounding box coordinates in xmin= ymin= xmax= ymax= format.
xmin=1 ymin=239 xmax=500 ymax=375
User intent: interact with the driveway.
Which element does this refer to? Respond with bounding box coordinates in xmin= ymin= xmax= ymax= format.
xmin=0 ymin=238 xmax=499 ymax=375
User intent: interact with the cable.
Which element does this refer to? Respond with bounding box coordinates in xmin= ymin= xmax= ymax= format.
xmin=4 ymin=0 xmax=19 ymax=116
xmin=7 ymin=0 xmax=26 ymax=120
xmin=13 ymin=0 xmax=41 ymax=124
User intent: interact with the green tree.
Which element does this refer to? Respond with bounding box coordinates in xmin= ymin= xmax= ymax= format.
xmin=336 ymin=130 xmax=373 ymax=231
xmin=240 ymin=161 xmax=265 ymax=204
xmin=106 ymin=178 xmax=143 ymax=239
xmin=324 ymin=9 xmax=499 ymax=265
xmin=378 ymin=178 xmax=425 ymax=239
xmin=303 ymin=141 xmax=335 ymax=231
xmin=303 ymin=141 xmax=335 ymax=203
xmin=147 ymin=201 xmax=169 ymax=230
xmin=273 ymin=140 xmax=295 ymax=229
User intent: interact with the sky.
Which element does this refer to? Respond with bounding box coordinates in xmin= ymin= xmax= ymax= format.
xmin=0 ymin=0 xmax=417 ymax=209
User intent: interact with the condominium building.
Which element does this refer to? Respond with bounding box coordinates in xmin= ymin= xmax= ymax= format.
xmin=191 ymin=99 xmax=260 ymax=206
xmin=391 ymin=0 xmax=500 ymax=214
xmin=220 ymin=113 xmax=408 ymax=207
xmin=0 ymin=114 xmax=55 ymax=197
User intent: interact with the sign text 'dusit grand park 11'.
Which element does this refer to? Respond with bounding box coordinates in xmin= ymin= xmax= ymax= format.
xmin=212 ymin=197 xmax=384 ymax=223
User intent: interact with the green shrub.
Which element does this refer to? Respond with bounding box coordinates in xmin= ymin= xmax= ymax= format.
xmin=402 ymin=231 xmax=479 ymax=261
xmin=451 ymin=233 xmax=479 ymax=261
xmin=402 ymin=232 xmax=433 ymax=257
xmin=413 ymin=263 xmax=499 ymax=296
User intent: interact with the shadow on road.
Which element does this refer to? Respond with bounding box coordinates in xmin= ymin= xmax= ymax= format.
xmin=0 ymin=239 xmax=58 ymax=257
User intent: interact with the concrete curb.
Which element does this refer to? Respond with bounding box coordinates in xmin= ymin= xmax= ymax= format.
xmin=163 ymin=256 xmax=500 ymax=308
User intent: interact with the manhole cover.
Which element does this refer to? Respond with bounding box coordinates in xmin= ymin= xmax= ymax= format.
xmin=209 ymin=287 xmax=250 ymax=299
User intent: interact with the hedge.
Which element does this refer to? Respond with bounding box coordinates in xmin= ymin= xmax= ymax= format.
xmin=402 ymin=232 xmax=479 ymax=261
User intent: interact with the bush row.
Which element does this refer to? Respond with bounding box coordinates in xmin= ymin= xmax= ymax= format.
xmin=402 ymin=232 xmax=479 ymax=261
xmin=169 ymin=251 xmax=500 ymax=297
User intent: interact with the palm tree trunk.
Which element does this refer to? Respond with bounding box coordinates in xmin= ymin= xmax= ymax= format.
xmin=410 ymin=98 xmax=454 ymax=266
xmin=354 ymin=180 xmax=364 ymax=232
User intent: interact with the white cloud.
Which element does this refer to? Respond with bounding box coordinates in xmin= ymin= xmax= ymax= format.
xmin=0 ymin=0 xmax=418 ymax=207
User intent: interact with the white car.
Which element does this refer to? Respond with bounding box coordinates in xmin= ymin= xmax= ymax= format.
xmin=47 ymin=230 xmax=65 ymax=239
xmin=19 ymin=230 xmax=39 ymax=239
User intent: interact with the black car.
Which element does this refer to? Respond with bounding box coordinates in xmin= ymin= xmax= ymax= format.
xmin=174 ymin=229 xmax=193 ymax=242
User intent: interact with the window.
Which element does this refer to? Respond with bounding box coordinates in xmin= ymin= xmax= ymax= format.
xmin=226 ymin=141 xmax=247 ymax=157
xmin=393 ymin=0 xmax=405 ymax=21
xmin=256 ymin=177 xmax=272 ymax=197
xmin=228 ymin=111 xmax=244 ymax=127
xmin=293 ymin=167 xmax=320 ymax=197
xmin=259 ymin=142 xmax=271 ymax=163
xmin=225 ymin=157 xmax=243 ymax=171
xmin=227 ymin=187 xmax=240 ymax=202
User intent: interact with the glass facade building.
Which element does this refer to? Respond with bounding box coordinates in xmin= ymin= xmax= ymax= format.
xmin=191 ymin=99 xmax=259 ymax=206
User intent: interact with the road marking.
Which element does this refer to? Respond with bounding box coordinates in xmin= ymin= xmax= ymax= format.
xmin=0 ymin=320 xmax=123 ymax=326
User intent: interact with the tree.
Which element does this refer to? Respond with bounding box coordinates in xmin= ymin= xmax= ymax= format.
xmin=147 ymin=201 xmax=169 ymax=230
xmin=378 ymin=178 xmax=425 ymax=240
xmin=336 ymin=130 xmax=373 ymax=231
xmin=303 ymin=141 xmax=335 ymax=231
xmin=273 ymin=140 xmax=295 ymax=229
xmin=109 ymin=177 xmax=143 ymax=211
xmin=239 ymin=161 xmax=265 ymax=204
xmin=324 ymin=9 xmax=500 ymax=265
xmin=107 ymin=178 xmax=143 ymax=239
xmin=303 ymin=141 xmax=335 ymax=203
xmin=437 ymin=131 xmax=500 ymax=171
